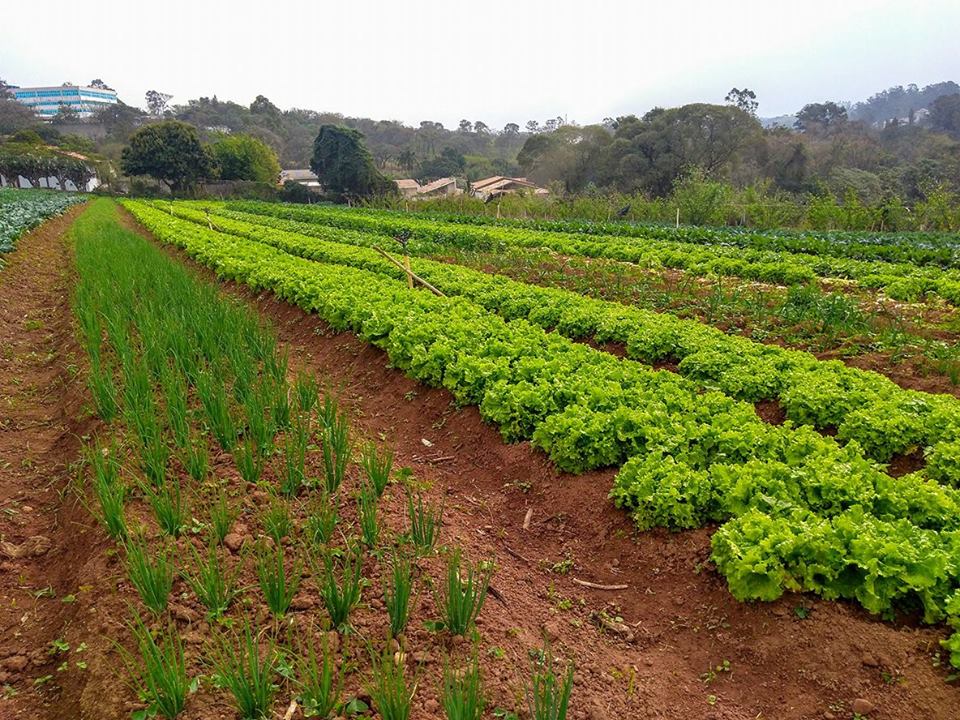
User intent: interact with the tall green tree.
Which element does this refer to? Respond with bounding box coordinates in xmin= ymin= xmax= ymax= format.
xmin=929 ymin=94 xmax=960 ymax=138
xmin=121 ymin=120 xmax=215 ymax=193
xmin=794 ymin=102 xmax=848 ymax=133
xmin=210 ymin=134 xmax=281 ymax=183
xmin=309 ymin=124 xmax=394 ymax=197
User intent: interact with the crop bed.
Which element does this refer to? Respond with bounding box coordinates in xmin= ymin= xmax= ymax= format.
xmin=123 ymin=199 xmax=960 ymax=669
xmin=3 ymin=199 xmax=960 ymax=720
xmin=0 ymin=189 xmax=85 ymax=266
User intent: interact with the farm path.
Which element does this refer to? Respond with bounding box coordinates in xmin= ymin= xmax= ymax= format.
xmin=0 ymin=204 xmax=111 ymax=719
xmin=117 ymin=202 xmax=960 ymax=720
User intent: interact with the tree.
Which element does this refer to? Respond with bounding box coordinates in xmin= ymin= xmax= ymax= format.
xmin=473 ymin=120 xmax=490 ymax=135
xmin=309 ymin=124 xmax=394 ymax=198
xmin=794 ymin=102 xmax=848 ymax=133
xmin=210 ymin=134 xmax=281 ymax=183
xmin=145 ymin=90 xmax=172 ymax=116
xmin=503 ymin=122 xmax=520 ymax=136
xmin=417 ymin=146 xmax=465 ymax=180
xmin=89 ymin=78 xmax=113 ymax=90
xmin=725 ymin=87 xmax=758 ymax=115
xmin=250 ymin=94 xmax=282 ymax=130
xmin=398 ymin=148 xmax=417 ymax=173
xmin=52 ymin=103 xmax=79 ymax=124
xmin=929 ymin=94 xmax=960 ymax=138
xmin=525 ymin=120 xmax=541 ymax=134
xmin=458 ymin=119 xmax=473 ymax=133
xmin=121 ymin=120 xmax=215 ymax=193
xmin=0 ymin=98 xmax=37 ymax=134
xmin=0 ymin=79 xmax=13 ymax=100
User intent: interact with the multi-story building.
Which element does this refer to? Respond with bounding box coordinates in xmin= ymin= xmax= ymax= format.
xmin=11 ymin=85 xmax=118 ymax=119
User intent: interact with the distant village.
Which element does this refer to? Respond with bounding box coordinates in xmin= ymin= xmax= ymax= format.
xmin=280 ymin=169 xmax=549 ymax=201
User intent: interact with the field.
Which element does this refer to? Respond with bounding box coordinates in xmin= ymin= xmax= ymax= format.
xmin=1 ymin=194 xmax=960 ymax=719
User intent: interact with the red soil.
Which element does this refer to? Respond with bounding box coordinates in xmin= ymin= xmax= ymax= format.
xmin=2 ymin=204 xmax=958 ymax=719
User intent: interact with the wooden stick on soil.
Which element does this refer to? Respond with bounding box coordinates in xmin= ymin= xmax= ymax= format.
xmin=372 ymin=246 xmax=446 ymax=297
xmin=282 ymin=699 xmax=298 ymax=720
xmin=573 ymin=578 xmax=629 ymax=591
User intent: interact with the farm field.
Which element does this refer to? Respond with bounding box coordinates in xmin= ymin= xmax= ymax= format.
xmin=1 ymin=196 xmax=960 ymax=720
xmin=0 ymin=189 xmax=85 ymax=269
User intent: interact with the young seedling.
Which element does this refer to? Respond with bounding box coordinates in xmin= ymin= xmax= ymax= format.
xmin=261 ymin=496 xmax=293 ymax=544
xmin=144 ymin=478 xmax=187 ymax=538
xmin=197 ymin=370 xmax=236 ymax=452
xmin=183 ymin=434 xmax=209 ymax=483
xmin=210 ymin=622 xmax=277 ymax=720
xmin=443 ymin=652 xmax=486 ymax=720
xmin=88 ymin=441 xmax=127 ymax=540
xmin=320 ymin=396 xmax=351 ymax=494
xmin=384 ymin=551 xmax=413 ymax=638
xmin=294 ymin=371 xmax=319 ymax=415
xmin=304 ymin=491 xmax=339 ymax=547
xmin=361 ymin=442 xmax=393 ymax=497
xmin=526 ymin=645 xmax=574 ymax=720
xmin=295 ymin=632 xmax=342 ymax=719
xmin=407 ymin=489 xmax=443 ymax=555
xmin=120 ymin=612 xmax=190 ymax=720
xmin=357 ymin=483 xmax=380 ymax=548
xmin=88 ymin=355 xmax=118 ymax=422
xmin=437 ymin=549 xmax=491 ymax=636
xmin=160 ymin=362 xmax=190 ymax=450
xmin=312 ymin=546 xmax=364 ymax=629
xmin=182 ymin=541 xmax=239 ymax=619
xmin=208 ymin=490 xmax=238 ymax=546
xmin=255 ymin=543 xmax=301 ymax=619
xmin=279 ymin=415 xmax=309 ymax=497
xmin=125 ymin=532 xmax=174 ymax=615
xmin=234 ymin=435 xmax=265 ymax=485
xmin=368 ymin=648 xmax=413 ymax=720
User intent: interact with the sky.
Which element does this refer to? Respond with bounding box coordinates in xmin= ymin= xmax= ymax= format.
xmin=2 ymin=0 xmax=959 ymax=129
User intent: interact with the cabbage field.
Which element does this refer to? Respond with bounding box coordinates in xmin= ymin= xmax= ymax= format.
xmin=0 ymin=188 xmax=84 ymax=266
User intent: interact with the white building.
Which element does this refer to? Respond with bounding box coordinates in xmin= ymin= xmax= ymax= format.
xmin=12 ymin=85 xmax=118 ymax=119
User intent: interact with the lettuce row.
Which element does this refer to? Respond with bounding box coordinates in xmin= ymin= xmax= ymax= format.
xmin=357 ymin=205 xmax=960 ymax=270
xmin=125 ymin=200 xmax=960 ymax=668
xmin=225 ymin=200 xmax=960 ymax=305
xmin=159 ymin=201 xmax=960 ymax=477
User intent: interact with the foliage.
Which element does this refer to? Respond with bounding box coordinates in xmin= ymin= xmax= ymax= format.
xmin=210 ymin=623 xmax=277 ymax=720
xmin=120 ymin=613 xmax=190 ymax=720
xmin=312 ymin=545 xmax=364 ymax=629
xmin=210 ymin=134 xmax=281 ymax=183
xmin=383 ymin=551 xmax=413 ymax=638
xmin=367 ymin=650 xmax=412 ymax=720
xmin=437 ymin=549 xmax=491 ymax=636
xmin=526 ymin=647 xmax=574 ymax=720
xmin=310 ymin=124 xmax=395 ymax=198
xmin=124 ymin=532 xmax=174 ymax=615
xmin=442 ymin=653 xmax=485 ymax=720
xmin=121 ymin=120 xmax=215 ymax=193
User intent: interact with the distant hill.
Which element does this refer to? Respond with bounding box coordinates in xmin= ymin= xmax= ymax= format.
xmin=761 ymin=81 xmax=959 ymax=130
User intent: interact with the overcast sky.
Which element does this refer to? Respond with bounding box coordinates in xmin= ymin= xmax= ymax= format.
xmin=3 ymin=0 xmax=958 ymax=128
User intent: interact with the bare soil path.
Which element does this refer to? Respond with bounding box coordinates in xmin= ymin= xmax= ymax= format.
xmin=0 ymin=204 xmax=113 ymax=719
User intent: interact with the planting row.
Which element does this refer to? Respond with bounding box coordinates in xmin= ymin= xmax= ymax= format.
xmin=122 ymin=200 xmax=960 ymax=659
xmin=72 ymin=200 xmax=573 ymax=719
xmin=158 ymin=200 xmax=960 ymax=477
xmin=389 ymin=206 xmax=960 ymax=270
xmin=225 ymin=201 xmax=960 ymax=305
xmin=0 ymin=188 xmax=84 ymax=263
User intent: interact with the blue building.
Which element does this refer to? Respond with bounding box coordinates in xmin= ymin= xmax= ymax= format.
xmin=12 ymin=85 xmax=118 ymax=119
